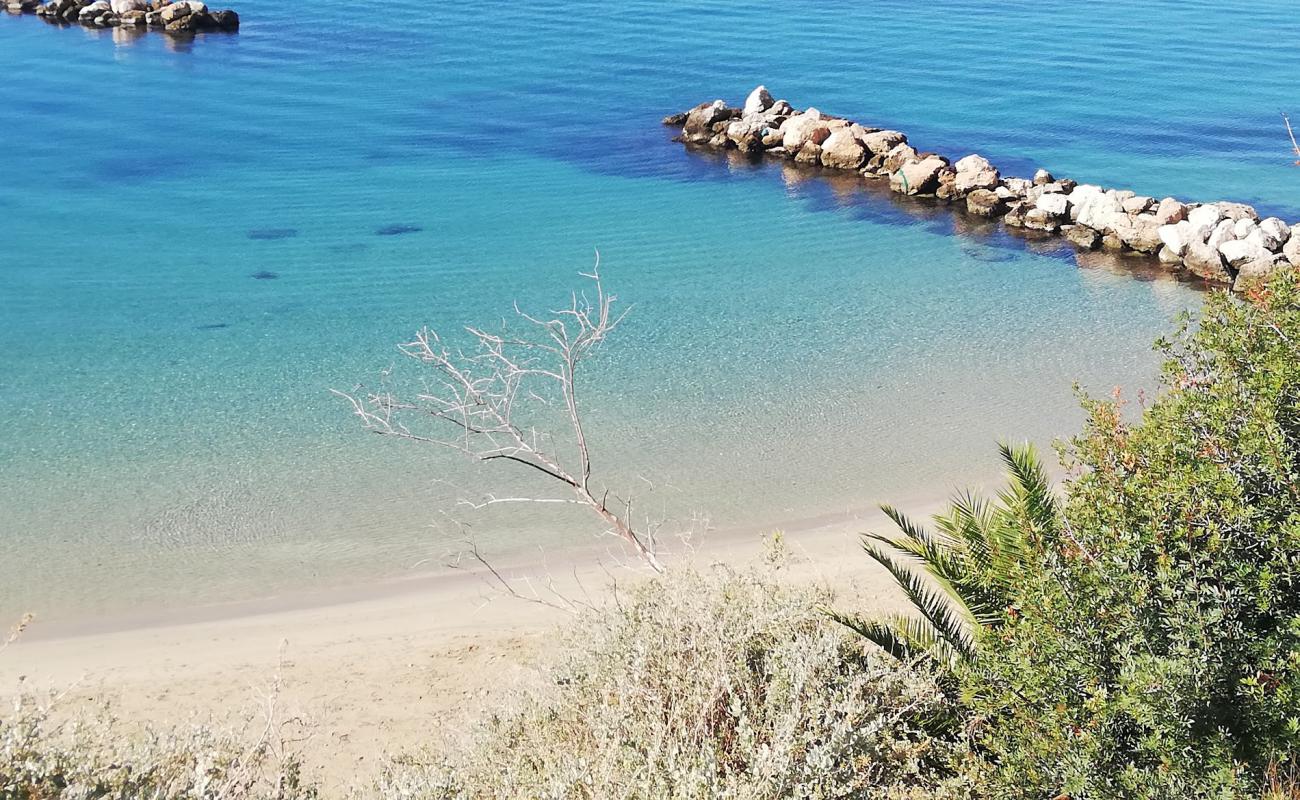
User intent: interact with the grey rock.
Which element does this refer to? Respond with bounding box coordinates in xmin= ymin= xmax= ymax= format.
xmin=1121 ymin=195 xmax=1154 ymax=215
xmin=1035 ymin=192 xmax=1070 ymax=219
xmin=891 ymin=155 xmax=947 ymax=195
xmin=1065 ymin=224 xmax=1102 ymax=250
xmin=682 ymin=100 xmax=734 ymax=143
xmin=1184 ymin=241 xmax=1233 ymax=283
xmin=1233 ymin=254 xmax=1289 ymax=293
xmin=882 ymin=143 xmax=918 ymax=174
xmin=1218 ymin=202 xmax=1259 ymax=222
xmin=966 ymin=189 xmax=1006 ymax=217
xmin=862 ymin=130 xmax=907 ymax=156
xmin=1220 ymin=237 xmax=1271 ymax=268
xmin=1285 ymin=226 xmax=1300 ymax=266
xmin=1157 ymin=245 xmax=1184 ymax=266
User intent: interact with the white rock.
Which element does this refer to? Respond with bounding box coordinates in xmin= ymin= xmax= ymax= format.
xmin=1121 ymin=196 xmax=1154 ymax=215
xmin=1258 ymin=217 xmax=1290 ymax=249
xmin=1220 ymin=238 xmax=1271 ymax=268
xmin=1153 ymin=197 xmax=1188 ymax=225
xmin=954 ymin=154 xmax=993 ymax=174
xmin=742 ymin=85 xmax=774 ymax=116
xmin=1283 ymin=227 xmax=1300 ymax=266
xmin=110 ymin=0 xmax=143 ymax=12
xmin=818 ymin=129 xmax=867 ymax=170
xmin=1158 ymin=221 xmax=1195 ymax=257
xmin=1234 ymin=255 xmax=1288 ymax=292
xmin=1187 ymin=204 xmax=1224 ymax=229
xmin=1075 ymin=191 xmax=1125 ymax=234
xmin=1207 ymin=218 xmax=1237 ymax=251
xmin=780 ymin=113 xmax=828 ymax=151
xmin=1035 ymin=192 xmax=1070 ymax=218
xmin=862 ymin=130 xmax=907 ymax=156
xmin=1219 ymin=202 xmax=1258 ymax=222
xmin=1233 ymin=217 xmax=1258 ymax=240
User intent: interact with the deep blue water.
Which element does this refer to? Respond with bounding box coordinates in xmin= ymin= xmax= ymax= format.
xmin=2 ymin=0 xmax=1296 ymax=622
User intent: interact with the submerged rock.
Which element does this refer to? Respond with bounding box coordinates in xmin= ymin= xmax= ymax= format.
xmin=1065 ymin=224 xmax=1102 ymax=250
xmin=375 ymin=223 xmax=423 ymax=236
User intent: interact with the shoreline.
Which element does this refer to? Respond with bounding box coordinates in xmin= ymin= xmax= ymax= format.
xmin=15 ymin=481 xmax=975 ymax=643
xmin=0 ymin=500 xmax=944 ymax=791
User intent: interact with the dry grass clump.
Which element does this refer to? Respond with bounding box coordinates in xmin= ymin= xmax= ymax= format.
xmin=0 ymin=688 xmax=317 ymax=799
xmin=373 ymin=547 xmax=969 ymax=800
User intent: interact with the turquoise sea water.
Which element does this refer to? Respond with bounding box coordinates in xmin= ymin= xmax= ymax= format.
xmin=2 ymin=0 xmax=1297 ymax=623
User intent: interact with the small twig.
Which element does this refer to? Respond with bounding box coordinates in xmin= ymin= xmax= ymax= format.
xmin=0 ymin=614 xmax=32 ymax=656
xmin=1284 ymin=113 xmax=1300 ymax=166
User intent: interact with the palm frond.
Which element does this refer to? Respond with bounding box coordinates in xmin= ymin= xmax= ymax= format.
xmin=861 ymin=538 xmax=976 ymax=658
xmin=998 ymin=441 xmax=1059 ymax=537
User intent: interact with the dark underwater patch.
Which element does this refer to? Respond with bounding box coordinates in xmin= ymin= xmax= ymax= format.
xmin=375 ymin=223 xmax=423 ymax=236
xmin=196 ymin=322 xmax=231 ymax=331
xmin=961 ymin=244 xmax=1018 ymax=263
xmin=251 ymin=270 xmax=279 ymax=280
xmin=247 ymin=228 xmax=298 ymax=241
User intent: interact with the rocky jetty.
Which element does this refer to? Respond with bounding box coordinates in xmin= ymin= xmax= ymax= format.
xmin=7 ymin=0 xmax=238 ymax=34
xmin=668 ymin=87 xmax=1297 ymax=293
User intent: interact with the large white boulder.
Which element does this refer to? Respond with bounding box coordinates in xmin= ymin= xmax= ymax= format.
xmin=818 ymin=129 xmax=866 ymax=170
xmin=1187 ymin=204 xmax=1224 ymax=230
xmin=1257 ymin=217 xmax=1290 ymax=250
xmin=1158 ymin=221 xmax=1196 ymax=257
xmin=862 ymin=130 xmax=907 ymax=156
xmin=1285 ymin=225 xmax=1300 ymax=266
xmin=891 ymin=155 xmax=947 ymax=195
xmin=1035 ymin=192 xmax=1070 ymax=218
xmin=1207 ymin=218 xmax=1238 ymax=251
xmin=1153 ymin=197 xmax=1188 ymax=225
xmin=1075 ymin=190 xmax=1125 ymax=234
xmin=742 ymin=85 xmax=774 ymax=116
xmin=1220 ymin=238 xmax=1272 ymax=269
xmin=780 ymin=112 xmax=830 ymax=151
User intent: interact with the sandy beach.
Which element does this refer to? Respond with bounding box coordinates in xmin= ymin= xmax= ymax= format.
xmin=0 ymin=504 xmax=932 ymax=793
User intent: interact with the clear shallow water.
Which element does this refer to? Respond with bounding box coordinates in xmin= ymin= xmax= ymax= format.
xmin=2 ymin=0 xmax=1295 ymax=622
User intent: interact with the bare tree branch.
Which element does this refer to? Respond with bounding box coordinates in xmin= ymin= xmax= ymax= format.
xmin=335 ymin=255 xmax=665 ymax=572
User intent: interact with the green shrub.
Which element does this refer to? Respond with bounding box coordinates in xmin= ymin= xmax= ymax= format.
xmin=851 ymin=269 xmax=1300 ymax=798
xmin=375 ymin=552 xmax=972 ymax=800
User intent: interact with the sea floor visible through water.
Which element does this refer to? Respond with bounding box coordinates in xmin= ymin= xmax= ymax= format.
xmin=3 ymin=0 xmax=1296 ymax=623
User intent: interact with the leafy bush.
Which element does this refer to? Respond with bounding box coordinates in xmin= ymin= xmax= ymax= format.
xmin=0 ymin=693 xmax=316 ymax=800
xmin=375 ymin=550 xmax=972 ymax=800
xmin=851 ymin=269 xmax=1300 ymax=798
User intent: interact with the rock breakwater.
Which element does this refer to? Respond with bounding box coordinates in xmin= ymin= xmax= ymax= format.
xmin=6 ymin=0 xmax=238 ymax=34
xmin=666 ymin=87 xmax=1297 ymax=293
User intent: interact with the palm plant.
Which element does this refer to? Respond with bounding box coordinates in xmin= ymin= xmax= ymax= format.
xmin=832 ymin=443 xmax=1060 ymax=666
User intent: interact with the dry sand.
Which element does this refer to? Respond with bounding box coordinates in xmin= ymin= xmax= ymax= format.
xmin=0 ymin=503 xmax=938 ymax=792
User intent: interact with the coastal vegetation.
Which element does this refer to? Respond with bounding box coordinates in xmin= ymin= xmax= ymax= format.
xmin=4 ymin=268 xmax=1299 ymax=798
